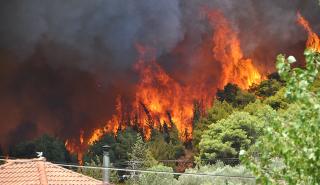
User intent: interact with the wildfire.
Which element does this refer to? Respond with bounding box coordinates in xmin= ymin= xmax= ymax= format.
xmin=297 ymin=12 xmax=320 ymax=52
xmin=85 ymin=9 xmax=263 ymax=144
xmin=205 ymin=10 xmax=262 ymax=89
xmin=66 ymin=9 xmax=264 ymax=160
xmin=65 ymin=130 xmax=86 ymax=164
xmin=133 ymin=44 xmax=195 ymax=139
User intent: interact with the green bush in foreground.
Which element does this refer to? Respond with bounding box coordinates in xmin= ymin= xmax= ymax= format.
xmin=126 ymin=164 xmax=178 ymax=185
xmin=178 ymin=162 xmax=254 ymax=185
xmin=198 ymin=111 xmax=265 ymax=164
xmin=242 ymin=50 xmax=320 ymax=184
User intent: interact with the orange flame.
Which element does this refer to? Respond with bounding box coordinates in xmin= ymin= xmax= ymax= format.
xmin=133 ymin=44 xmax=195 ymax=139
xmin=65 ymin=130 xmax=85 ymax=164
xmin=79 ymin=130 xmax=84 ymax=145
xmin=66 ymin=9 xmax=264 ymax=157
xmin=205 ymin=10 xmax=262 ymax=89
xmin=297 ymin=12 xmax=320 ymax=52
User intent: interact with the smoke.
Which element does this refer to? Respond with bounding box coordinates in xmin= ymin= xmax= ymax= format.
xmin=0 ymin=0 xmax=183 ymax=67
xmin=175 ymin=0 xmax=319 ymax=72
xmin=0 ymin=0 xmax=319 ymax=147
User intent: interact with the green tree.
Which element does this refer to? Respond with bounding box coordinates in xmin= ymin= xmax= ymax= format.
xmin=9 ymin=141 xmax=36 ymax=159
xmin=263 ymin=87 xmax=290 ymax=110
xmin=234 ymin=90 xmax=256 ymax=108
xmin=192 ymin=100 xmax=234 ymax=151
xmin=84 ymin=127 xmax=139 ymax=171
xmin=114 ymin=128 xmax=139 ymax=165
xmin=128 ymin=164 xmax=178 ymax=185
xmin=127 ymin=133 xmax=158 ymax=184
xmin=243 ymin=100 xmax=277 ymax=122
xmin=78 ymin=155 xmax=103 ymax=180
xmin=84 ymin=133 xmax=117 ymax=164
xmin=249 ymin=74 xmax=282 ymax=98
xmin=34 ymin=134 xmax=69 ymax=162
xmin=198 ymin=111 xmax=264 ymax=164
xmin=217 ymin=83 xmax=256 ymax=107
xmin=10 ymin=134 xmax=70 ymax=162
xmin=242 ymin=50 xmax=320 ymax=184
xmin=148 ymin=129 xmax=184 ymax=162
xmin=79 ymin=155 xmax=119 ymax=183
xmin=177 ymin=162 xmax=254 ymax=185
xmin=216 ymin=83 xmax=239 ymax=104
xmin=128 ymin=133 xmax=157 ymax=169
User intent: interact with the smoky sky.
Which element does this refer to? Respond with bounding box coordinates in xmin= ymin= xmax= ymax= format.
xmin=0 ymin=0 xmax=319 ymax=147
xmin=0 ymin=0 xmax=183 ymax=68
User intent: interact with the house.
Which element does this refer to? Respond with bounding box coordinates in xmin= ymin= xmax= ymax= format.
xmin=0 ymin=157 xmax=106 ymax=185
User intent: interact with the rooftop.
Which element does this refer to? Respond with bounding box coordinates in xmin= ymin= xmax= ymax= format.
xmin=0 ymin=157 xmax=104 ymax=185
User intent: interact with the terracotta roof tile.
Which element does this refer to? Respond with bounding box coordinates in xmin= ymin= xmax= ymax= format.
xmin=0 ymin=158 xmax=106 ymax=185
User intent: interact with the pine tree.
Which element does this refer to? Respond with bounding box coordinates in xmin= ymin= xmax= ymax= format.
xmin=128 ymin=133 xmax=157 ymax=170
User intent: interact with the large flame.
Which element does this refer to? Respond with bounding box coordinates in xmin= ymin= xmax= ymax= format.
xmin=133 ymin=44 xmax=196 ymax=139
xmin=297 ymin=12 xmax=320 ymax=52
xmin=65 ymin=134 xmax=84 ymax=164
xmin=66 ymin=9 xmax=264 ymax=161
xmin=205 ymin=10 xmax=262 ymax=89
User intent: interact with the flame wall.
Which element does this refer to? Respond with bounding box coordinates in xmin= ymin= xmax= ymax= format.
xmin=0 ymin=0 xmax=319 ymax=151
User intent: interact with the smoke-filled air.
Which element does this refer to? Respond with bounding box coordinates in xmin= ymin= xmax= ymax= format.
xmin=0 ymin=0 xmax=319 ymax=166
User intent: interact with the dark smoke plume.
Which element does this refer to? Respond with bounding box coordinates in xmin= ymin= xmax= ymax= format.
xmin=0 ymin=0 xmax=319 ymax=147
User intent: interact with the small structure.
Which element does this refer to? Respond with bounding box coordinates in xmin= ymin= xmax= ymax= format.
xmin=102 ymin=145 xmax=111 ymax=184
xmin=0 ymin=157 xmax=105 ymax=185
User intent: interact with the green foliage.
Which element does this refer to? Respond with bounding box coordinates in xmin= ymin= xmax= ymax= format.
xmin=84 ymin=128 xmax=138 ymax=167
xmin=198 ymin=112 xmax=264 ymax=164
xmin=249 ymin=77 xmax=282 ymax=98
xmin=128 ymin=133 xmax=158 ymax=169
xmin=9 ymin=134 xmax=70 ymax=162
xmin=34 ymin=134 xmax=69 ymax=162
xmin=242 ymin=50 xmax=320 ymax=184
xmin=243 ymin=100 xmax=277 ymax=123
xmin=216 ymin=83 xmax=256 ymax=108
xmin=147 ymin=122 xmax=184 ymax=163
xmin=79 ymin=155 xmax=120 ymax=183
xmin=148 ymin=129 xmax=184 ymax=161
xmin=84 ymin=133 xmax=117 ymax=164
xmin=127 ymin=162 xmax=254 ymax=185
xmin=178 ymin=162 xmax=254 ymax=185
xmin=9 ymin=141 xmax=36 ymax=158
xmin=193 ymin=101 xmax=234 ymax=150
xmin=216 ymin=83 xmax=239 ymax=104
xmin=263 ymin=87 xmax=290 ymax=110
xmin=310 ymin=73 xmax=320 ymax=92
xmin=78 ymin=155 xmax=103 ymax=180
xmin=234 ymin=90 xmax=256 ymax=108
xmin=114 ymin=128 xmax=139 ymax=164
xmin=127 ymin=164 xmax=178 ymax=185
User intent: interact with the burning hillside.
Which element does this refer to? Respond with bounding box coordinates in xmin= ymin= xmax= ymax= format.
xmin=0 ymin=1 xmax=319 ymax=162
xmin=84 ymin=9 xmax=263 ymax=147
xmin=68 ymin=10 xmax=318 ymax=161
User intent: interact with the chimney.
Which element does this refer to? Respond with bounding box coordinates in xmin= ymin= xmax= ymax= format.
xmin=102 ymin=145 xmax=110 ymax=184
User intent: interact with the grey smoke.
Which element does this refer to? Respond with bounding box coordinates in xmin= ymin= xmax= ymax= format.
xmin=0 ymin=0 xmax=319 ymax=147
xmin=0 ymin=0 xmax=183 ymax=68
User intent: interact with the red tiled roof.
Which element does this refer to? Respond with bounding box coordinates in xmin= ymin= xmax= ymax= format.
xmin=0 ymin=157 xmax=105 ymax=185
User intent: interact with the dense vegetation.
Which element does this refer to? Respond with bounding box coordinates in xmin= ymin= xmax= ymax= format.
xmin=242 ymin=50 xmax=320 ymax=184
xmin=6 ymin=49 xmax=320 ymax=185
xmin=8 ymin=134 xmax=74 ymax=163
